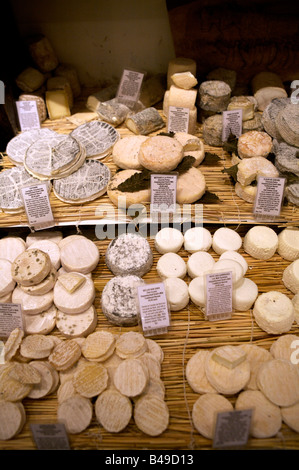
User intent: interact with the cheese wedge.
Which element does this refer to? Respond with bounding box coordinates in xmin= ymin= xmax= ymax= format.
xmin=58 ymin=272 xmax=86 ymax=293
xmin=212 ymin=345 xmax=247 ymax=370
xmin=45 ymin=90 xmax=71 ymax=120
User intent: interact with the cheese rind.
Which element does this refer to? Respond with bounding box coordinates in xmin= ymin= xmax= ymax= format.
xmin=243 ymin=226 xmax=278 ymax=260
xmin=237 ymin=131 xmax=272 ymax=159
xmin=277 ymin=228 xmax=299 ymax=261
xmin=253 ymin=291 xmax=294 ymax=334
xmin=212 ymin=345 xmax=247 ymax=369
xmin=192 ymin=393 xmax=233 ymax=439
xmin=282 ymin=259 xmax=299 ymax=294
xmin=138 ymin=135 xmax=184 ymax=172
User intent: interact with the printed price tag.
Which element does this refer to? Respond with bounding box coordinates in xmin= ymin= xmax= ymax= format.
xmin=205 ymin=271 xmax=233 ymax=321
xmin=222 ymin=109 xmax=243 ymax=142
xmin=150 ymin=173 xmax=177 ymax=213
xmin=16 ymin=100 xmax=40 ymax=131
xmin=253 ymin=176 xmax=286 ymax=221
xmin=167 ymin=106 xmax=190 ymax=133
xmin=116 ymin=69 xmax=144 ymax=108
xmin=21 ymin=183 xmax=55 ymax=230
xmin=137 ymin=282 xmax=170 ymax=336
xmin=213 ymin=409 xmax=252 ymax=448
xmin=30 ymin=423 xmax=70 ymax=450
xmin=0 ymin=303 xmax=23 ymax=339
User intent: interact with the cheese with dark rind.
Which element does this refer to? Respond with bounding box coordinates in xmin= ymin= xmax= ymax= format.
xmin=125 ymin=107 xmax=165 ymax=135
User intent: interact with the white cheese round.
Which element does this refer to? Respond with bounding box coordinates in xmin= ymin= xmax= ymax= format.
xmin=53 ymin=276 xmax=95 ymax=314
xmin=26 ymin=230 xmax=63 ymax=247
xmin=0 ymin=259 xmax=15 ymax=297
xmin=112 ymin=135 xmax=148 ymax=170
xmin=253 ymin=291 xmax=294 ymax=334
xmin=212 ymin=227 xmax=242 ymax=254
xmin=154 ymin=227 xmax=184 ymax=254
xmin=12 ymin=286 xmax=54 ymax=315
xmin=212 ymin=258 xmax=244 ymax=286
xmin=164 ymin=277 xmax=189 ymax=311
xmin=183 ymin=227 xmax=212 ymax=253
xmin=282 ymin=259 xmax=299 ymax=294
xmin=156 ymin=253 xmax=187 ymax=279
xmin=277 ymin=228 xmax=299 ymax=261
xmin=219 ymin=250 xmax=248 ymax=276
xmin=28 ymin=240 xmax=61 ymax=270
xmin=188 ymin=276 xmax=206 ymax=308
xmin=243 ymin=226 xmax=278 ymax=260
xmin=232 ymin=278 xmax=258 ymax=311
xmin=187 ymin=251 xmax=215 ymax=279
xmin=60 ymin=237 xmax=99 ymax=274
xmin=56 ymin=305 xmax=97 ymax=338
xmin=22 ymin=304 xmax=57 ymax=335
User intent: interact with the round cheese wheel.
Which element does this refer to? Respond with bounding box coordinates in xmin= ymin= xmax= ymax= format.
xmin=176 ymin=166 xmax=206 ymax=204
xmin=212 ymin=258 xmax=244 ymax=286
xmin=253 ymin=291 xmax=294 ymax=334
xmin=282 ymin=259 xmax=299 ymax=294
xmin=212 ymin=227 xmax=242 ymax=254
xmin=154 ymin=227 xmax=184 ymax=254
xmin=183 ymin=227 xmax=212 ymax=253
xmin=112 ymin=135 xmax=148 ymax=170
xmin=156 ymin=253 xmax=187 ymax=279
xmin=187 ymin=251 xmax=215 ymax=278
xmin=237 ymin=131 xmax=272 ymax=159
xmin=107 ymin=169 xmax=151 ymax=208
xmin=243 ymin=226 xmax=278 ymax=260
xmin=219 ymin=250 xmax=248 ymax=275
xmin=188 ymin=276 xmax=206 ymax=308
xmin=60 ymin=237 xmax=99 ymax=274
xmin=53 ymin=275 xmax=95 ymax=314
xmin=277 ymin=228 xmax=299 ymax=261
xmin=12 ymin=286 xmax=54 ymax=315
xmin=138 ymin=135 xmax=184 ymax=172
xmin=164 ymin=277 xmax=189 ymax=311
xmin=232 ymin=278 xmax=258 ymax=311
xmin=0 ymin=259 xmax=15 ymax=296
xmin=192 ymin=393 xmax=233 ymax=439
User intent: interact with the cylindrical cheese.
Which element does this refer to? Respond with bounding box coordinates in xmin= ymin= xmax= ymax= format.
xmin=282 ymin=259 xmax=299 ymax=294
xmin=168 ymin=85 xmax=197 ymax=110
xmin=243 ymin=226 xmax=278 ymax=260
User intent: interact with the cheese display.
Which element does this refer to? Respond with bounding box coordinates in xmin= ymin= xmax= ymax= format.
xmin=251 ymin=71 xmax=288 ymax=111
xmin=105 ymin=232 xmax=153 ymax=277
xmin=70 ymin=120 xmax=120 ymax=159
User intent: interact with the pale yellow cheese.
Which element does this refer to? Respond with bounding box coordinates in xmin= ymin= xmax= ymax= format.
xmin=58 ymin=272 xmax=86 ymax=293
xmin=45 ymin=90 xmax=71 ymax=120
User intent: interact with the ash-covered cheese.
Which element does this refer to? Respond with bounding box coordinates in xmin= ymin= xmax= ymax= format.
xmin=199 ymin=80 xmax=231 ymax=112
xmin=101 ymin=275 xmax=145 ymax=326
xmin=273 ymin=140 xmax=299 ymax=177
xmin=261 ymin=97 xmax=290 ymax=139
xmin=105 ymin=233 xmax=153 ymax=277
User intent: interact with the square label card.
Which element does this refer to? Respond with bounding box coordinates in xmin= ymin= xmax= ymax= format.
xmin=137 ymin=282 xmax=170 ymax=336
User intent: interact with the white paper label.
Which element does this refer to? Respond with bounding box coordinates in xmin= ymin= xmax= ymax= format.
xmin=137 ymin=282 xmax=170 ymax=336
xmin=116 ymin=69 xmax=144 ymax=108
xmin=213 ymin=409 xmax=252 ymax=448
xmin=205 ymin=271 xmax=233 ymax=321
xmin=21 ymin=183 xmax=55 ymax=230
xmin=16 ymin=100 xmax=40 ymax=131
xmin=167 ymin=106 xmax=190 ymax=133
xmin=30 ymin=423 xmax=70 ymax=450
xmin=222 ymin=110 xmax=243 ymax=142
xmin=150 ymin=173 xmax=177 ymax=213
xmin=0 ymin=303 xmax=23 ymax=339
xmin=253 ymin=176 xmax=286 ymax=220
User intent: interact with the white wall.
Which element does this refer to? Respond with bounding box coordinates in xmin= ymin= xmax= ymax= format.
xmin=10 ymin=0 xmax=176 ymax=87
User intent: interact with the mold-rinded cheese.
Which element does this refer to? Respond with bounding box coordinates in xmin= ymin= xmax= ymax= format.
xmin=243 ymin=226 xmax=278 ymax=260
xmin=192 ymin=393 xmax=233 ymax=439
xmin=6 ymin=128 xmax=57 ymax=166
xmin=47 ymin=76 xmax=74 ymax=108
xmin=112 ymin=135 xmax=148 ymax=170
xmin=22 ymin=304 xmax=57 ymax=335
xmin=60 ymin=237 xmax=99 ymax=274
xmin=54 ymin=274 xmax=95 ymax=314
xmin=45 ymin=89 xmax=71 ymax=120
xmin=227 ymin=96 xmax=255 ymax=121
xmin=236 ymin=157 xmax=279 ymax=187
xmin=28 ymin=240 xmax=61 ymax=270
xmin=202 ymin=114 xmax=223 ymax=147
xmin=273 ymin=140 xmax=299 ymax=177
xmin=16 ymin=67 xmax=46 ymax=93
xmin=95 ymin=389 xmax=132 ymax=433
xmin=168 ymin=85 xmax=197 ymax=109
xmin=71 ymin=120 xmax=120 ymax=159
xmin=242 ymin=112 xmax=264 ymax=133
xmin=101 ymin=275 xmax=145 ymax=326
xmin=0 ymin=236 xmax=25 ymax=263
xmin=164 ymin=277 xmax=189 ymax=311
xmin=96 ymin=98 xmax=130 ymax=126
xmin=125 ymin=107 xmax=165 ymax=135
xmin=275 ymin=103 xmax=299 ymax=147
xmin=282 ymin=259 xmax=299 ymax=294
xmin=277 ymin=227 xmax=299 ymax=261
xmin=257 ymin=359 xmax=299 ymax=407
xmin=212 ymin=227 xmax=242 ymax=254
xmin=57 ymin=395 xmax=93 ymax=434
xmin=186 ymin=350 xmax=217 ymax=394
xmin=0 ymin=401 xmax=26 ymax=440
xmin=251 ymin=71 xmax=288 ymax=111
xmin=134 ymin=395 xmax=169 ymax=436
xmin=11 ymin=248 xmax=52 ymax=286
xmin=199 ymin=80 xmax=231 ymax=112
xmin=107 ymin=169 xmax=151 ymax=208
xmin=154 ymin=227 xmax=184 ymax=254
xmin=54 ymin=64 xmax=81 ymax=98
xmin=20 ymin=266 xmax=57 ymax=296
xmin=156 ymin=252 xmax=187 ymax=279
xmin=28 ymin=35 xmax=59 ymax=73
xmin=167 ymin=57 xmax=197 ymax=89
xmin=237 ymin=131 xmax=272 ymax=159
xmin=26 ymin=230 xmax=63 ymax=247
xmin=253 ymin=291 xmax=294 ymax=334
xmin=207 ymin=67 xmax=237 ymax=91
xmin=105 ymin=233 xmax=153 ymax=277
xmin=12 ymin=286 xmax=54 ymax=315
xmin=86 ymin=84 xmax=118 ymax=112
xmin=138 ymin=135 xmax=184 ymax=172
xmin=261 ymin=97 xmax=290 ymax=139
xmin=56 ymin=305 xmax=97 ymax=338
xmin=171 ymin=71 xmax=198 ymax=90
xmin=232 ymin=277 xmax=258 ymax=311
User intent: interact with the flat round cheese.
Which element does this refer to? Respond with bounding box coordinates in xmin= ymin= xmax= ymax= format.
xmin=11 ymin=248 xmax=52 ymax=286
xmin=112 ymin=135 xmax=148 ymax=170
xmin=232 ymin=277 xmax=258 ymax=311
xmin=184 ymin=227 xmax=212 ymax=253
xmin=282 ymin=259 xmax=299 ymax=294
xmin=237 ymin=131 xmax=272 ymax=159
xmin=236 ymin=157 xmax=279 ymax=187
xmin=212 ymin=258 xmax=244 ymax=286
xmin=26 ymin=230 xmax=63 ymax=247
xmin=219 ymin=250 xmax=248 ymax=275
xmin=101 ymin=275 xmax=145 ymax=326
xmin=56 ymin=305 xmax=97 ymax=338
xmin=107 ymin=169 xmax=151 ymax=208
xmin=134 ymin=395 xmax=169 ymax=436
xmin=0 ymin=237 xmax=26 ymax=263
xmin=28 ymin=240 xmax=61 ymax=270
xmin=105 ymin=233 xmax=153 ymax=277
xmin=138 ymin=135 xmax=184 ymax=172
xmin=0 ymin=259 xmax=15 ymax=296
xmin=156 ymin=252 xmax=187 ymax=279
xmin=186 ymin=350 xmax=217 ymax=394
xmin=70 ymin=120 xmax=120 ymax=158
xmin=12 ymin=286 xmax=54 ymax=315
xmin=154 ymin=227 xmax=184 ymax=254
xmin=6 ymin=128 xmax=58 ymax=165
xmin=53 ymin=159 xmax=111 ymax=204
xmin=57 ymin=396 xmax=93 ymax=434
xmin=164 ymin=277 xmax=189 ymax=311
xmin=20 ymin=266 xmax=57 ymax=296
xmin=176 ymin=166 xmax=206 ymax=204
xmin=277 ymin=227 xmax=299 ymax=261
xmin=95 ymin=389 xmax=132 ymax=433
xmin=188 ymin=276 xmax=206 ymax=308
xmin=243 ymin=226 xmax=278 ymax=260
xmin=192 ymin=393 xmax=233 ymax=439
xmin=253 ymin=291 xmax=294 ymax=334
xmin=212 ymin=227 xmax=242 ymax=254
xmin=53 ymin=275 xmax=95 ymax=314
xmin=60 ymin=237 xmax=99 ymax=274
xmin=187 ymin=251 xmax=215 ymax=278
xmin=257 ymin=359 xmax=299 ymax=407
xmin=0 ymin=401 xmax=26 ymax=440
xmin=281 ymin=402 xmax=299 ymax=433
xmin=238 ymin=343 xmax=273 ymax=391
xmin=22 ymin=304 xmax=57 ymax=335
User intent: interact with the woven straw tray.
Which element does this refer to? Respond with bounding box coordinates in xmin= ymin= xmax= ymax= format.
xmin=0 ymin=223 xmax=299 ymax=450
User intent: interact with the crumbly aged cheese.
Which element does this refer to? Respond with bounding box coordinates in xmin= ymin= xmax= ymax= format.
xmin=167 ymin=57 xmax=197 ymax=89
xmin=187 ymin=251 xmax=215 ymax=279
xmin=219 ymin=250 xmax=248 ymax=275
xmin=278 ymin=228 xmax=299 ymax=261
xmin=95 ymin=389 xmax=132 ymax=433
xmin=168 ymin=85 xmax=197 ymax=109
xmin=212 ymin=227 xmax=242 ymax=254
xmin=47 ymin=76 xmax=73 ymax=108
xmin=60 ymin=237 xmax=99 ymax=274
xmin=251 ymin=71 xmax=288 ymax=111
xmin=273 ymin=140 xmax=299 ymax=177
xmin=186 ymin=350 xmax=217 ymax=394
xmin=107 ymin=169 xmax=151 ymax=208
xmin=282 ymin=259 xmax=299 ymax=294
xmin=192 ymin=393 xmax=233 ymax=439
xmin=238 ymin=343 xmax=272 ymax=391
xmin=237 ymin=157 xmax=279 ymax=187
xmin=134 ymin=395 xmax=169 ymax=436
xmin=253 ymin=291 xmax=294 ymax=334
xmin=156 ymin=252 xmax=187 ymax=279
xmin=275 ymin=103 xmax=299 ymax=147
xmin=202 ymin=114 xmax=223 ymax=147
xmin=53 ymin=159 xmax=111 ymax=204
xmin=257 ymin=358 xmax=299 ymax=407
xmin=71 ymin=120 xmax=120 ymax=159
xmin=0 ymin=401 xmax=26 ymax=440
xmin=11 ymin=248 xmax=52 ymax=287
xmin=171 ymin=71 xmax=198 ymax=90
xmin=205 ymin=346 xmax=250 ymax=395
xmin=54 ymin=64 xmax=81 ymax=98
xmin=237 ymin=131 xmax=272 ymax=159
xmin=20 ymin=266 xmax=57 ymax=296
xmin=183 ymin=227 xmax=212 ymax=253
xmin=138 ymin=135 xmax=183 ymax=172
xmin=28 ymin=35 xmax=59 ymax=72
xmin=261 ymin=97 xmax=290 ymax=139
xmin=232 ymin=277 xmax=258 ymax=311
xmin=235 ymin=390 xmax=282 ymax=438
xmin=16 ymin=67 xmax=46 ymax=93
xmin=164 ymin=277 xmax=189 ymax=311
xmin=46 ymin=90 xmax=71 ymax=120
xmin=125 ymin=107 xmax=165 ymax=135
xmin=176 ymin=166 xmax=206 ymax=204
xmin=112 ymin=135 xmax=148 ymax=170
xmin=22 ymin=304 xmax=57 ymax=335
xmin=101 ymin=275 xmax=145 ymax=326
xmin=57 ymin=395 xmax=93 ymax=434
xmin=0 ymin=259 xmax=15 ymax=297
xmin=0 ymin=166 xmax=51 ymax=214
xmin=227 ymin=96 xmax=255 ymax=121
xmin=212 ymin=345 xmax=247 ymax=369
xmin=26 ymin=230 xmax=63 ymax=247
xmin=199 ymin=80 xmax=231 ymax=112
xmin=207 ymin=67 xmax=237 ymax=90
xmin=105 ymin=233 xmax=153 ymax=277
xmin=154 ymin=227 xmax=184 ymax=254
xmin=243 ymin=226 xmax=278 ymax=260
xmin=242 ymin=112 xmax=264 ymax=133
xmin=53 ymin=275 xmax=95 ymax=314
xmin=188 ymin=276 xmax=206 ymax=307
